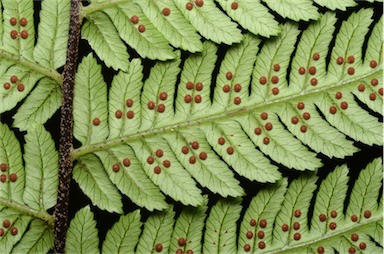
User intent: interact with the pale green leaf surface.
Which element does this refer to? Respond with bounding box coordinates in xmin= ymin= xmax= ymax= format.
xmin=0 ymin=63 xmax=43 ymax=113
xmin=140 ymin=55 xmax=181 ymax=130
xmin=12 ymin=78 xmax=61 ymax=131
xmin=175 ymin=42 xmax=216 ymax=122
xmin=289 ymin=12 xmax=336 ymax=93
xmin=73 ymin=154 xmax=123 ymax=214
xmin=109 ymin=59 xmax=143 ymax=138
xmin=33 ymin=0 xmax=70 ymax=69
xmin=0 ymin=123 xmax=24 ymax=202
xmin=328 ymin=9 xmax=373 ymax=81
xmin=316 ymin=91 xmax=383 ymax=146
xmin=2 ymin=0 xmax=35 ymax=60
xmin=311 ymin=165 xmax=349 ymax=235
xmin=129 ymin=138 xmax=204 ymax=206
xmin=278 ymin=100 xmax=358 ymax=158
xmin=263 ymin=0 xmax=319 ymax=21
xmin=23 ymin=125 xmax=58 ymax=210
xmin=238 ymin=179 xmax=288 ymax=253
xmin=66 ymin=206 xmax=99 ymax=254
xmin=346 ymin=158 xmax=383 ymax=222
xmin=349 ymin=73 xmax=382 ymax=114
xmin=11 ymin=219 xmax=53 ymax=254
xmin=203 ymin=120 xmax=281 ymax=182
xmin=365 ymin=16 xmax=382 ymax=69
xmin=103 ymin=2 xmax=176 ymax=60
xmin=314 ymin=0 xmax=357 ymax=10
xmin=274 ymin=174 xmax=317 ymax=246
xmin=74 ymin=54 xmax=109 ymax=145
xmin=216 ymin=0 xmax=281 ymax=37
xmin=212 ymin=34 xmax=260 ymax=110
xmin=173 ymin=0 xmax=243 ymax=45
xmin=0 ymin=1 xmax=2 ymax=46
xmin=203 ymin=198 xmax=242 ymax=254
xmin=102 ymin=210 xmax=142 ymax=254
xmin=96 ymin=144 xmax=168 ymax=211
xmin=239 ymin=113 xmax=322 ymax=171
xmin=0 ymin=208 xmax=32 ymax=254
xmin=251 ymin=23 xmax=300 ymax=102
xmin=82 ymin=12 xmax=129 ymax=71
xmin=163 ymin=130 xmax=244 ymax=197
xmin=170 ymin=198 xmax=208 ymax=254
xmin=136 ymin=0 xmax=203 ymax=52
xmin=136 ymin=207 xmax=175 ymax=254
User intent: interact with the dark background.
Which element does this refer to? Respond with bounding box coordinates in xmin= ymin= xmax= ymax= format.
xmin=0 ymin=0 xmax=382 ymax=249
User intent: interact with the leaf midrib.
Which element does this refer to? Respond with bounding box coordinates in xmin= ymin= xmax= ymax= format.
xmin=72 ymin=68 xmax=381 ymax=159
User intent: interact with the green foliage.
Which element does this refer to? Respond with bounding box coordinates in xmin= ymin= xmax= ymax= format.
xmin=71 ymin=7 xmax=382 ymax=211
xmin=0 ymin=0 xmax=382 ymax=253
xmin=66 ymin=158 xmax=382 ymax=253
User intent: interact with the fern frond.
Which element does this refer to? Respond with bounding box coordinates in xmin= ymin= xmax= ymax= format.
xmin=67 ymin=158 xmax=383 ymax=253
xmin=81 ymin=0 xmax=373 ymax=62
xmin=0 ymin=123 xmax=56 ymax=253
xmin=0 ymin=0 xmax=69 ymax=130
xmin=72 ymin=8 xmax=382 ymax=210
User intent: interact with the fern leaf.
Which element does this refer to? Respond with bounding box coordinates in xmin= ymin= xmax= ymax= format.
xmin=74 ymin=54 xmax=109 ymax=145
xmin=136 ymin=207 xmax=175 ymax=254
xmin=212 ymin=33 xmax=260 ymax=110
xmin=109 ymin=59 xmax=144 ymax=138
xmin=328 ymin=9 xmax=373 ymax=81
xmin=102 ymin=1 xmax=176 ymax=60
xmin=2 ymin=0 xmax=35 ymax=59
xmin=175 ymin=42 xmax=216 ymax=122
xmin=0 ymin=207 xmax=33 ymax=254
xmin=203 ymin=198 xmax=242 ymax=254
xmin=215 ymin=0 xmax=281 ymax=38
xmin=0 ymin=0 xmax=65 ymax=128
xmin=238 ymin=179 xmax=288 ymax=253
xmin=129 ymin=138 xmax=204 ymax=206
xmin=365 ymin=16 xmax=382 ymax=68
xmin=0 ymin=123 xmax=24 ymax=202
xmin=33 ymin=0 xmax=70 ymax=69
xmin=72 ymin=8 xmax=383 ymax=209
xmin=346 ymin=158 xmax=382 ymax=223
xmin=23 ymin=125 xmax=58 ymax=211
xmin=95 ymin=145 xmax=168 ymax=211
xmin=172 ymin=0 xmax=243 ymax=45
xmin=135 ymin=0 xmax=203 ymax=53
xmin=164 ymin=129 xmax=245 ymax=197
xmin=11 ymin=219 xmax=53 ymax=254
xmin=0 ymin=62 xmax=44 ymax=113
xmin=70 ymin=159 xmax=382 ymax=253
xmin=202 ymin=120 xmax=281 ymax=182
xmin=0 ymin=124 xmax=56 ymax=253
xmin=101 ymin=210 xmax=142 ymax=253
xmin=311 ymin=165 xmax=349 ymax=236
xmin=73 ymin=154 xmax=124 ymax=214
xmin=251 ymin=23 xmax=299 ymax=102
xmin=12 ymin=78 xmax=61 ymax=131
xmin=66 ymin=206 xmax=99 ymax=254
xmin=314 ymin=0 xmax=357 ymax=10
xmin=81 ymin=11 xmax=129 ymax=71
xmin=170 ymin=198 xmax=208 ymax=254
xmin=263 ymin=0 xmax=319 ymax=21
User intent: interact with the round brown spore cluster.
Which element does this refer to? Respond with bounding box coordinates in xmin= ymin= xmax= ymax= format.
xmin=9 ymin=17 xmax=29 ymax=40
xmin=3 ymin=75 xmax=25 ymax=92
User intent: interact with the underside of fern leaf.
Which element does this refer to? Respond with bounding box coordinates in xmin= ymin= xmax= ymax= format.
xmin=72 ymin=7 xmax=383 ymax=211
xmin=67 ymin=158 xmax=383 ymax=253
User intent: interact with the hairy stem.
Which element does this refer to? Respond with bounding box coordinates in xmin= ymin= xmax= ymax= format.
xmin=53 ymin=0 xmax=81 ymax=253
